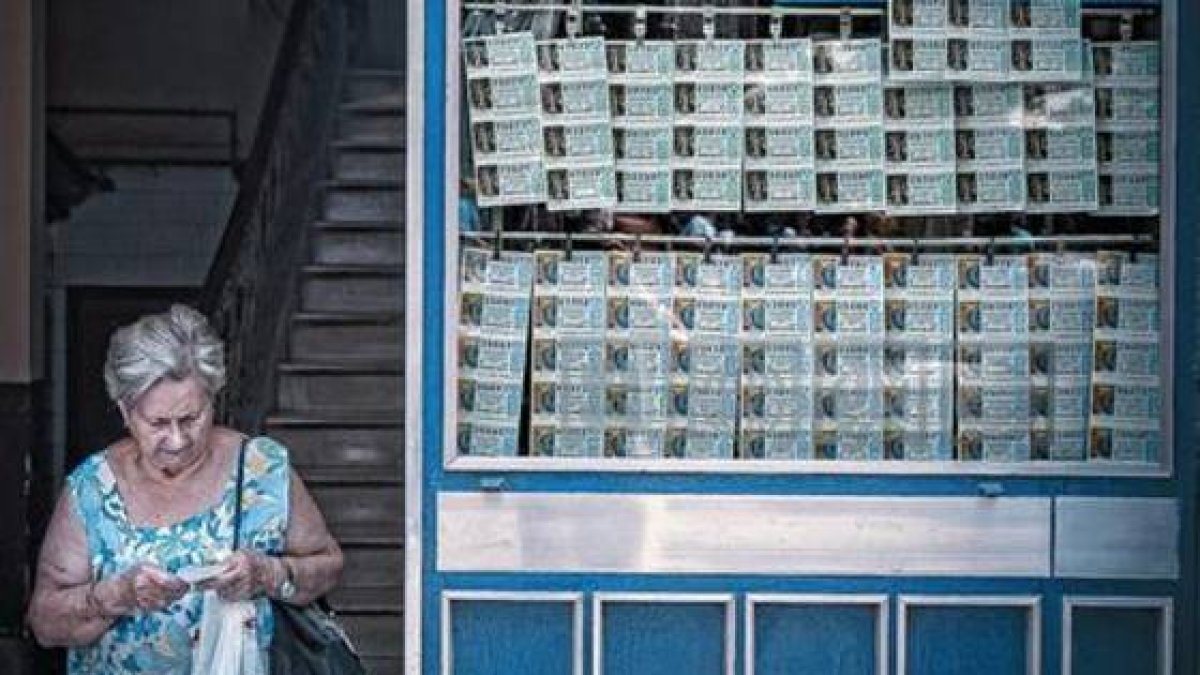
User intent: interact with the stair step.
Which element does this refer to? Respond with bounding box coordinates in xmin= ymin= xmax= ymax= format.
xmin=334 ymin=148 xmax=404 ymax=181
xmin=333 ymin=139 xmax=404 ymax=152
xmin=300 ymin=266 xmax=402 ymax=313
xmin=340 ymin=98 xmax=405 ymax=115
xmin=329 ymin=585 xmax=404 ymax=615
xmin=338 ymin=112 xmax=404 ymax=142
xmin=359 ymin=656 xmax=403 ymax=675
xmin=338 ymin=614 xmax=404 ymax=659
xmin=312 ymin=218 xmax=403 ymax=231
xmin=314 ymin=227 xmax=404 ymax=266
xmin=340 ymin=546 xmax=404 ymax=585
xmin=298 ymin=466 xmax=402 ymax=487
xmin=311 ymin=484 xmax=402 ymax=536
xmin=289 ymin=311 xmax=403 ymax=361
xmin=344 ymin=69 xmax=405 ymax=107
xmin=270 ymin=424 xmax=400 ymax=475
xmin=323 ymin=184 xmax=402 ymax=221
xmin=276 ymin=364 xmax=402 ymax=411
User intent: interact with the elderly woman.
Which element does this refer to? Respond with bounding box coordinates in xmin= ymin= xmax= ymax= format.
xmin=27 ymin=305 xmax=343 ymax=673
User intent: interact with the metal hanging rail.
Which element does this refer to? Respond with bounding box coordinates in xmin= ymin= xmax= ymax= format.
xmin=460 ymin=2 xmax=1157 ymax=18
xmin=461 ymin=3 xmax=884 ymax=17
xmin=463 ymin=231 xmax=1147 ymax=249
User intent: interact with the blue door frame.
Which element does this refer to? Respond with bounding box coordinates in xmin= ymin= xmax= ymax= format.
xmin=408 ymin=1 xmax=1199 ymax=672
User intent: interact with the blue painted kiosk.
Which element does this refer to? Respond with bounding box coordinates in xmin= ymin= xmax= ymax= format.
xmin=405 ymin=1 xmax=1197 ymax=672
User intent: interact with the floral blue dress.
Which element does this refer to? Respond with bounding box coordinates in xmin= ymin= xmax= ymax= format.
xmin=66 ymin=436 xmax=291 ymax=674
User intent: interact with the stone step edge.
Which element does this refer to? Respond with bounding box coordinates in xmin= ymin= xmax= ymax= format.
xmin=322 ymin=178 xmax=404 ymax=190
xmin=292 ymin=310 xmax=403 ymax=324
xmin=278 ymin=360 xmax=401 ymax=374
xmin=302 ymin=263 xmax=403 ymax=276
xmin=265 ymin=411 xmax=402 ymax=427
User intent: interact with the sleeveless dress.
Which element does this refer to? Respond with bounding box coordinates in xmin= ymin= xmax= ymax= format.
xmin=66 ymin=436 xmax=291 ymax=674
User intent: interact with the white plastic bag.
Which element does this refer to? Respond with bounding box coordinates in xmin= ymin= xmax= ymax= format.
xmin=192 ymin=590 xmax=267 ymax=675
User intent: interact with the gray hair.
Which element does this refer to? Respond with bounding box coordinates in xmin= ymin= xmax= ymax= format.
xmin=103 ymin=304 xmax=227 ymax=406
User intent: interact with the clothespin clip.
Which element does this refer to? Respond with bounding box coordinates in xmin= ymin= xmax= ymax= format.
xmin=565 ymin=5 xmax=581 ymax=40
xmin=494 ymin=3 xmax=508 ymax=34
xmin=770 ymin=234 xmax=781 ymax=263
xmin=703 ymin=235 xmax=714 ymax=262
xmin=841 ymin=216 xmax=856 ymax=265
xmin=839 ymin=7 xmax=853 ymax=40
xmin=985 ymin=237 xmax=996 ymax=265
xmin=769 ymin=10 xmax=783 ymax=42
xmin=703 ymin=7 xmax=716 ymax=42
xmin=911 ymin=238 xmax=921 ymax=265
xmin=633 ymin=233 xmax=643 ymax=262
xmin=1129 ymin=232 xmax=1141 ymax=263
xmin=633 ymin=6 xmax=647 ymax=44
xmin=564 ymin=229 xmax=574 ymax=261
xmin=1119 ymin=12 xmax=1134 ymax=42
xmin=493 ymin=225 xmax=504 ymax=260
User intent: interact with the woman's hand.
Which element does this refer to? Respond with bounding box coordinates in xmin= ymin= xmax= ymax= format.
xmin=100 ymin=563 xmax=188 ymax=615
xmin=202 ymin=550 xmax=280 ymax=602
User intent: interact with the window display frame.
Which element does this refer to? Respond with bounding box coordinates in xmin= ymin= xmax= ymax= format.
xmin=437 ymin=1 xmax=1178 ymax=477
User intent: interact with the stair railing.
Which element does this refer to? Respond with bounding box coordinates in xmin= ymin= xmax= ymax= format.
xmin=201 ymin=0 xmax=349 ymax=432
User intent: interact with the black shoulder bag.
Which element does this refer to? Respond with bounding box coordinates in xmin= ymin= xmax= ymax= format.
xmin=232 ymin=438 xmax=367 ymax=675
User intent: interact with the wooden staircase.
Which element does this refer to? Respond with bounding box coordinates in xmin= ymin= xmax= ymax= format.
xmin=265 ymin=69 xmax=405 ymax=674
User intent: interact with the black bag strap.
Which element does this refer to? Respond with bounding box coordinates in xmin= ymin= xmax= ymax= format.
xmin=231 ymin=436 xmax=249 ymax=552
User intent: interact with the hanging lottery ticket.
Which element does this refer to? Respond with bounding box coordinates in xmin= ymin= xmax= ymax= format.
xmin=536 ymin=36 xmax=617 ymax=210
xmin=813 ymin=39 xmax=885 ymax=213
xmin=1089 ymin=252 xmax=1161 ymax=462
xmin=1007 ymin=0 xmax=1084 ymax=82
xmin=884 ymin=83 xmax=957 ymax=215
xmin=668 ymin=252 xmax=742 ymax=459
xmin=1026 ymin=253 xmax=1096 ymax=460
xmin=671 ymin=39 xmax=745 ymax=211
xmin=1093 ymin=41 xmax=1161 ymax=216
xmin=956 ymin=253 xmax=1032 ymax=462
xmin=811 ymin=255 xmax=886 ymax=460
xmin=605 ymin=250 xmax=675 ymax=458
xmin=1008 ymin=0 xmax=1082 ymax=38
xmin=464 ymin=33 xmax=547 ymax=207
xmin=1022 ymin=58 xmax=1098 ymax=213
xmin=740 ymin=252 xmax=815 ymax=459
xmin=608 ymin=40 xmax=675 ymax=213
xmin=744 ymin=38 xmax=815 ymax=211
xmin=888 ymin=0 xmax=951 ymax=82
xmin=882 ymin=253 xmax=956 ymax=460
xmin=953 ymin=83 xmax=1027 ymax=212
xmin=528 ymin=249 xmax=609 ymax=458
xmin=946 ymin=0 xmax=1009 ymax=38
xmin=456 ymin=247 xmax=535 ymax=457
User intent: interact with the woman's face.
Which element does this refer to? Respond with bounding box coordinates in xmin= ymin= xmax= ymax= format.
xmin=121 ymin=376 xmax=214 ymax=475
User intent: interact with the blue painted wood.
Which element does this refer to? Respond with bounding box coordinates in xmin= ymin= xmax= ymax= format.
xmin=449 ymin=600 xmax=575 ymax=675
xmin=1173 ymin=0 xmax=1200 ymax=671
xmin=439 ymin=471 xmax=1177 ymax=498
xmin=906 ymin=605 xmax=1028 ymax=675
xmin=422 ymin=0 xmax=449 ymax=671
xmin=1070 ymin=606 xmax=1161 ymax=675
xmin=601 ymin=602 xmax=727 ymax=675
xmin=754 ymin=603 xmax=877 ymax=675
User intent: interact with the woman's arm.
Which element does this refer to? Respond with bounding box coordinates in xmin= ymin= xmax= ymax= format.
xmin=26 ymin=492 xmax=114 ymax=646
xmin=275 ymin=470 xmax=344 ymax=606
